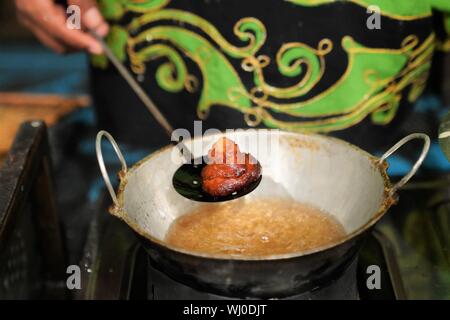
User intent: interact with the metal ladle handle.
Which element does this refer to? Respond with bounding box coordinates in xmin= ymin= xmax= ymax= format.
xmin=89 ymin=30 xmax=174 ymax=137
xmin=90 ymin=30 xmax=193 ymax=162
xmin=378 ymin=133 xmax=430 ymax=193
xmin=96 ymin=130 xmax=127 ymax=207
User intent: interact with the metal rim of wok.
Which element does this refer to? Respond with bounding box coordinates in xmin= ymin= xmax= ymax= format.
xmin=97 ymin=130 xmax=430 ymax=262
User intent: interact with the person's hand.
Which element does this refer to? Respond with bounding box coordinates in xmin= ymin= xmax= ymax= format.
xmin=14 ymin=0 xmax=109 ymax=54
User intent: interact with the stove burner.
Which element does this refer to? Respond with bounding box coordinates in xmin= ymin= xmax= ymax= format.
xmin=147 ymin=257 xmax=358 ymax=300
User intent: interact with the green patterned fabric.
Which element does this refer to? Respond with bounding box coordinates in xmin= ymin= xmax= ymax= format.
xmin=91 ymin=0 xmax=450 ymax=148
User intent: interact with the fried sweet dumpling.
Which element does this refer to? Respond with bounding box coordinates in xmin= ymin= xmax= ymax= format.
xmin=201 ymin=138 xmax=261 ymax=197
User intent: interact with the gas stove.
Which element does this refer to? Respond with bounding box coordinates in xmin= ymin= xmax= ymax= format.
xmin=6 ymin=122 xmax=450 ymax=301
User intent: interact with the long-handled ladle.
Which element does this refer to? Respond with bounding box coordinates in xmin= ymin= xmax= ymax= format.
xmin=90 ymin=31 xmax=262 ymax=202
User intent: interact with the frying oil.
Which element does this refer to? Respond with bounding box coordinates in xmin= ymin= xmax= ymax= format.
xmin=165 ymin=198 xmax=346 ymax=257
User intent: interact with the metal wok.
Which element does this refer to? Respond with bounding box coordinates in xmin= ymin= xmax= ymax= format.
xmin=96 ymin=130 xmax=429 ymax=298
